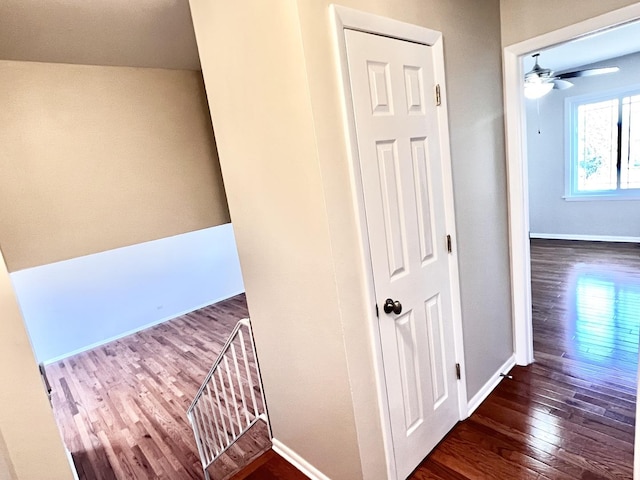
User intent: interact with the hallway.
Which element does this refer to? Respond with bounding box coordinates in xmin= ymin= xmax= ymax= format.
xmin=412 ymin=239 xmax=638 ymax=479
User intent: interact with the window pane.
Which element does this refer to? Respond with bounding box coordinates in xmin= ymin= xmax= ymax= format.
xmin=621 ymin=95 xmax=640 ymax=189
xmin=576 ymin=99 xmax=618 ymax=191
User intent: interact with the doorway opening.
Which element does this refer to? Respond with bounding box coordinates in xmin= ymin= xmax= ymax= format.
xmin=503 ymin=0 xmax=640 ymax=369
xmin=503 ymin=5 xmax=640 ymax=477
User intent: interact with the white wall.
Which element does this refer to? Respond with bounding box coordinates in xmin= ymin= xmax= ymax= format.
xmin=527 ymin=52 xmax=640 ymax=238
xmin=11 ymin=224 xmax=244 ymax=364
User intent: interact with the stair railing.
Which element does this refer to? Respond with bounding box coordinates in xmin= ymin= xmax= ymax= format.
xmin=187 ymin=318 xmax=270 ymax=479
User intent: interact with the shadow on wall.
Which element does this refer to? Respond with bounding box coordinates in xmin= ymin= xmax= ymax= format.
xmin=0 ymin=428 xmax=17 ymax=480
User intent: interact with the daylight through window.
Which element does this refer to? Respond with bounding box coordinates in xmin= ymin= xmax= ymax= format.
xmin=568 ymin=89 xmax=640 ymax=197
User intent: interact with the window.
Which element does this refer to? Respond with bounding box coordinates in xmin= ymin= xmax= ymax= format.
xmin=566 ymin=87 xmax=640 ymax=198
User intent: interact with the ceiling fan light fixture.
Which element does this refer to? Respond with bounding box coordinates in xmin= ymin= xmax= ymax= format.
xmin=524 ymin=81 xmax=554 ymax=99
xmin=526 ymin=53 xmax=553 ymax=79
xmin=524 ymin=72 xmax=539 ymax=83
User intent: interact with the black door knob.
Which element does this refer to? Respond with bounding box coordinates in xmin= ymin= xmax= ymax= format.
xmin=383 ymin=298 xmax=402 ymax=315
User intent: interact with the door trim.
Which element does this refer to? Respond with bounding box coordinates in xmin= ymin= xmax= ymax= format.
xmin=330 ymin=5 xmax=468 ymax=478
xmin=502 ymin=3 xmax=640 ymax=367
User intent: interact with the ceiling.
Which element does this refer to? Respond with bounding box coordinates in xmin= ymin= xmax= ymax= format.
xmin=1 ymin=2 xmax=637 ymax=75
xmin=0 ymin=0 xmax=200 ymax=70
xmin=522 ymin=20 xmax=640 ymax=75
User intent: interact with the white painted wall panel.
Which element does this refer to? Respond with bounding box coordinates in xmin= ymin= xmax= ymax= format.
xmin=11 ymin=224 xmax=244 ymax=363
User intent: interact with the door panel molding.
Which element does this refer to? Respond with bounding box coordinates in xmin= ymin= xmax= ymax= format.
xmin=331 ymin=5 xmax=468 ymax=479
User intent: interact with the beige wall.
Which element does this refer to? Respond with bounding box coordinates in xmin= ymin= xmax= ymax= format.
xmin=0 ymin=250 xmax=73 ymax=479
xmin=0 ymin=428 xmax=17 ymax=480
xmin=0 ymin=61 xmax=229 ymax=272
xmin=190 ymin=2 xmax=362 ymax=477
xmin=500 ymin=0 xmax=640 ymax=46
xmin=191 ymin=0 xmax=510 ymax=478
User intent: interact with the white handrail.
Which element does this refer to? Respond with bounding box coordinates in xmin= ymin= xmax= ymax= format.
xmin=187 ymin=318 xmax=270 ymax=479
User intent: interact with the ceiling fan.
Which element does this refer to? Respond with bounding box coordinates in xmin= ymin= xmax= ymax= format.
xmin=524 ymin=53 xmax=619 ymax=99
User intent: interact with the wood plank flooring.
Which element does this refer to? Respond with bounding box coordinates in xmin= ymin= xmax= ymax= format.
xmin=412 ymin=239 xmax=638 ymax=479
xmin=47 ymin=240 xmax=639 ymax=479
xmin=46 ymin=293 xmax=270 ymax=479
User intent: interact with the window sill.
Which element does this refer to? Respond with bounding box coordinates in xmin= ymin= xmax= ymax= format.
xmin=563 ymin=193 xmax=640 ymax=202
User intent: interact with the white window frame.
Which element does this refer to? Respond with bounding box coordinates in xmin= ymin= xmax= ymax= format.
xmin=565 ymin=83 xmax=640 ymax=201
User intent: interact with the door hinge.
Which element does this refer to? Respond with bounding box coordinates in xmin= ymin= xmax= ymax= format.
xmin=455 ymin=363 xmax=461 ymax=380
xmin=435 ymin=84 xmax=442 ymax=106
xmin=446 ymin=234 xmax=452 ymax=253
xmin=375 ymin=304 xmax=379 ymax=318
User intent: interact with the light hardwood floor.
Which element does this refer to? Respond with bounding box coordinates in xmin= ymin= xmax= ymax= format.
xmin=46 ymin=294 xmax=254 ymax=479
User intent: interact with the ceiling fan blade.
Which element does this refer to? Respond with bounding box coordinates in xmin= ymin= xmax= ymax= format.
xmin=553 ymin=79 xmax=573 ymax=90
xmin=556 ymin=66 xmax=619 ymax=79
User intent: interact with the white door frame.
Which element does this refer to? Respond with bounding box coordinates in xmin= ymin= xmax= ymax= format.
xmin=331 ymin=5 xmax=467 ymax=478
xmin=503 ymin=3 xmax=640 ymax=366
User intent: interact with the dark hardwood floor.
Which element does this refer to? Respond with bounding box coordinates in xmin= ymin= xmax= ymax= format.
xmin=412 ymin=239 xmax=638 ymax=479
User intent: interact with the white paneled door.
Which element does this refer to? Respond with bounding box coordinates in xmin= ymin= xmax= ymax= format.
xmin=345 ymin=29 xmax=460 ymax=479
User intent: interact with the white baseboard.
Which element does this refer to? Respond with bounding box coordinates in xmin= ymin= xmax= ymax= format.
xmin=65 ymin=446 xmax=80 ymax=480
xmin=466 ymin=354 xmax=516 ymax=416
xmin=530 ymin=233 xmax=640 ymax=243
xmin=271 ymin=439 xmax=331 ymax=480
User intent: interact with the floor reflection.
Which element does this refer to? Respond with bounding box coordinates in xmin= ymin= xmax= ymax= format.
xmin=569 ymin=265 xmax=640 ymax=370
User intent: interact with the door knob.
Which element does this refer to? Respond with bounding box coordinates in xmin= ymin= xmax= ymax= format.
xmin=383 ymin=298 xmax=402 ymax=315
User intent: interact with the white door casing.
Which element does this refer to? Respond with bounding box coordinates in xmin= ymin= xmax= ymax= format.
xmin=344 ymin=29 xmax=460 ymax=479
